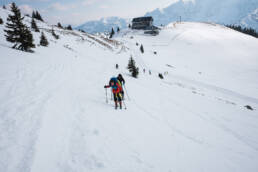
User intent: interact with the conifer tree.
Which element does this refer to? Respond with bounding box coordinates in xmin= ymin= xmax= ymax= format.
xmin=109 ymin=27 xmax=115 ymax=38
xmin=4 ymin=2 xmax=35 ymax=52
xmin=3 ymin=5 xmax=6 ymax=9
xmin=31 ymin=18 xmax=39 ymax=32
xmin=0 ymin=17 xmax=3 ymax=24
xmin=35 ymin=11 xmax=43 ymax=21
xmin=32 ymin=11 xmax=44 ymax=21
xmin=66 ymin=25 xmax=72 ymax=30
xmin=32 ymin=11 xmax=36 ymax=18
xmin=51 ymin=28 xmax=59 ymax=39
xmin=117 ymin=27 xmax=120 ymax=32
xmin=226 ymin=25 xmax=258 ymax=38
xmin=79 ymin=29 xmax=86 ymax=33
xmin=40 ymin=32 xmax=49 ymax=46
xmin=127 ymin=56 xmax=139 ymax=78
xmin=128 ymin=24 xmax=131 ymax=28
xmin=140 ymin=44 xmax=144 ymax=53
xmin=57 ymin=22 xmax=63 ymax=28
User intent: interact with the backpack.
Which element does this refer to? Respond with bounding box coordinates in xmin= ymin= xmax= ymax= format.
xmin=109 ymin=77 xmax=122 ymax=87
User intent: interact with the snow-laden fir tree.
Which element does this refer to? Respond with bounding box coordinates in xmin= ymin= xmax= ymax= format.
xmin=127 ymin=56 xmax=139 ymax=78
xmin=0 ymin=17 xmax=3 ymax=24
xmin=31 ymin=18 xmax=39 ymax=32
xmin=40 ymin=32 xmax=49 ymax=46
xmin=4 ymin=2 xmax=35 ymax=52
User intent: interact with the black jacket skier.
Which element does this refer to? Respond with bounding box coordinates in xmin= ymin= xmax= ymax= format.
xmin=117 ymin=74 xmax=125 ymax=85
xmin=117 ymin=74 xmax=125 ymax=99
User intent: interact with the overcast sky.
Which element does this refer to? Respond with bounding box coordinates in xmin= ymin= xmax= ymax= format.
xmin=1 ymin=0 xmax=178 ymax=26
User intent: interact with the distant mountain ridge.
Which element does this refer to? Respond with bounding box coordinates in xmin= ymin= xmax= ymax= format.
xmin=76 ymin=0 xmax=258 ymax=33
xmin=75 ymin=17 xmax=129 ymax=34
xmin=145 ymin=0 xmax=258 ymax=30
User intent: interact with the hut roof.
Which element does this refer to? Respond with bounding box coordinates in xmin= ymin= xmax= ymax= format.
xmin=132 ymin=16 xmax=153 ymax=22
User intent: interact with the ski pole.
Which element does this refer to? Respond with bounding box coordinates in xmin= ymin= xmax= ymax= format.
xmin=118 ymin=93 xmax=126 ymax=110
xmin=122 ymin=99 xmax=127 ymax=110
xmin=105 ymin=88 xmax=108 ymax=103
xmin=123 ymin=85 xmax=130 ymax=101
xmin=110 ymin=88 xmax=113 ymax=100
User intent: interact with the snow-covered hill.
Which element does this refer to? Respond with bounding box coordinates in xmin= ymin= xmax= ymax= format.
xmin=146 ymin=0 xmax=258 ymax=30
xmin=76 ymin=17 xmax=129 ymax=34
xmin=1 ymin=7 xmax=258 ymax=172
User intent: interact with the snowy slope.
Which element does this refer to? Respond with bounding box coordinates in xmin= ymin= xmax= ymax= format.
xmin=146 ymin=0 xmax=258 ymax=30
xmin=1 ymin=7 xmax=258 ymax=172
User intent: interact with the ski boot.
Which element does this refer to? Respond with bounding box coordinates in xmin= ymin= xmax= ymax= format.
xmin=119 ymin=102 xmax=122 ymax=109
xmin=115 ymin=102 xmax=118 ymax=110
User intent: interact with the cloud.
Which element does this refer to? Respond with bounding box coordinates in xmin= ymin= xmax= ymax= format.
xmin=20 ymin=0 xmax=50 ymax=2
xmin=19 ymin=4 xmax=33 ymax=14
xmin=49 ymin=2 xmax=76 ymax=11
xmin=46 ymin=12 xmax=89 ymax=26
xmin=82 ymin=0 xmax=100 ymax=6
xmin=99 ymin=5 xmax=109 ymax=9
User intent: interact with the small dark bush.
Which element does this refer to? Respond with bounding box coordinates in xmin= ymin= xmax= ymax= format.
xmin=245 ymin=105 xmax=254 ymax=111
xmin=140 ymin=44 xmax=144 ymax=53
xmin=158 ymin=73 xmax=164 ymax=79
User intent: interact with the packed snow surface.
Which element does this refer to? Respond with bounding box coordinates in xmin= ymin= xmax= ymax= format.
xmin=1 ymin=8 xmax=258 ymax=172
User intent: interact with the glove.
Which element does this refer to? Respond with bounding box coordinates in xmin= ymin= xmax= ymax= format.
xmin=104 ymin=85 xmax=107 ymax=88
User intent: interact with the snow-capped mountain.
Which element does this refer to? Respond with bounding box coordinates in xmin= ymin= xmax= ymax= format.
xmin=145 ymin=0 xmax=258 ymax=30
xmin=76 ymin=16 xmax=128 ymax=34
xmin=1 ymin=6 xmax=258 ymax=172
xmin=77 ymin=0 xmax=258 ymax=33
xmin=241 ymin=8 xmax=258 ymax=29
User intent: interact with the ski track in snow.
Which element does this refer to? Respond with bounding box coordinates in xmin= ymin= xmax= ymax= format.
xmin=164 ymin=74 xmax=258 ymax=105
